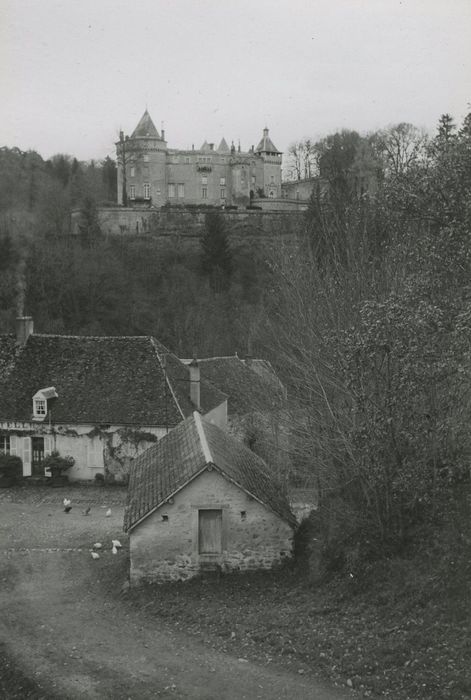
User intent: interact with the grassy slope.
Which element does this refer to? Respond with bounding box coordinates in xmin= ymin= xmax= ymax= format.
xmin=128 ymin=487 xmax=471 ymax=699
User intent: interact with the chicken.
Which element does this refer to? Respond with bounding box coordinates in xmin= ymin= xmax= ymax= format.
xmin=93 ymin=542 xmax=102 ymax=549
xmin=91 ymin=551 xmax=100 ymax=560
xmin=111 ymin=545 xmax=118 ymax=555
xmin=111 ymin=539 xmax=122 ymax=549
xmin=105 ymin=508 xmax=112 ymax=517
xmin=63 ymin=498 xmax=71 ymax=507
xmin=82 ymin=506 xmax=91 ymax=516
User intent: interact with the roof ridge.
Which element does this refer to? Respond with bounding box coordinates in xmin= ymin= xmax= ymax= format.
xmin=194 ymin=412 xmax=212 ymax=463
xmin=149 ymin=338 xmax=185 ymax=421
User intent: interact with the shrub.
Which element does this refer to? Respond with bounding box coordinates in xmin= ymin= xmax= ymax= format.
xmin=43 ymin=451 xmax=75 ymax=479
xmin=0 ymin=454 xmax=23 ymax=486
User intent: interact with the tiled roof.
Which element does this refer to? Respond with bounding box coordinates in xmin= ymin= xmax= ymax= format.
xmin=0 ymin=334 xmax=17 ymax=381
xmin=197 ymin=356 xmax=285 ymax=416
xmin=0 ymin=335 xmax=225 ymax=426
xmin=124 ymin=412 xmax=296 ymax=531
xmin=131 ymin=110 xmax=160 ymax=139
xmin=217 ymin=138 xmax=230 ymax=153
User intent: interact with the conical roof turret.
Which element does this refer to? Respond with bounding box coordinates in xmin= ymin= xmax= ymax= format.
xmin=131 ymin=110 xmax=160 ymax=138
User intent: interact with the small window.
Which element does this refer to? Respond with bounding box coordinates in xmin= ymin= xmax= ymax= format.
xmin=185 ymin=157 xmax=190 ymax=164
xmin=220 ymin=188 xmax=226 ymax=199
xmin=161 ymin=514 xmax=169 ymax=522
xmin=177 ymin=183 xmax=185 ymax=198
xmin=0 ymin=435 xmax=10 ymax=455
xmin=251 ymin=175 xmax=256 ymax=184
xmin=143 ymin=154 xmax=149 ymax=163
xmin=220 ymin=177 xmax=225 ymax=186
xmin=168 ymin=183 xmax=175 ymax=198
xmin=130 ymin=166 xmax=135 ymax=177
xmin=270 ymin=175 xmax=275 ymax=183
xmin=269 ymin=190 xmax=275 ymax=198
xmin=143 ymin=183 xmax=151 ymax=199
xmin=34 ymin=399 xmax=46 ymax=417
xmin=240 ymin=511 xmax=246 ymax=521
xmin=129 ymin=185 xmax=136 ymax=200
xmin=202 ymin=187 xmax=207 ymax=199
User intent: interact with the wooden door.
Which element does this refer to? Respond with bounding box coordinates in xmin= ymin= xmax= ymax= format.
xmin=32 ymin=437 xmax=45 ymax=476
xmin=198 ymin=509 xmax=222 ymax=554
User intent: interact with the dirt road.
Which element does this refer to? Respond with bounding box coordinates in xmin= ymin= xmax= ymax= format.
xmin=0 ymin=492 xmax=350 ymax=699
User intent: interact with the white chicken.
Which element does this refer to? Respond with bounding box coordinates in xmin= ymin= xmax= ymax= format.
xmin=63 ymin=498 xmax=71 ymax=507
xmin=91 ymin=551 xmax=100 ymax=560
xmin=105 ymin=508 xmax=112 ymax=517
xmin=111 ymin=539 xmax=122 ymax=549
xmin=111 ymin=545 xmax=118 ymax=555
xmin=93 ymin=542 xmax=102 ymax=550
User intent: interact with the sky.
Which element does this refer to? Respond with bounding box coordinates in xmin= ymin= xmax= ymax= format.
xmin=1 ymin=0 xmax=470 ymax=162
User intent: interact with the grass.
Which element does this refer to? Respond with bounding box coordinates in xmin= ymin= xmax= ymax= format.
xmin=127 ymin=488 xmax=471 ymax=699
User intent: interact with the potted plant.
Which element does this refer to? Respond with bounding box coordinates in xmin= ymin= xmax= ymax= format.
xmin=0 ymin=454 xmax=23 ymax=487
xmin=43 ymin=451 xmax=75 ymax=486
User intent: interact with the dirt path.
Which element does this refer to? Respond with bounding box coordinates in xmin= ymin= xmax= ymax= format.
xmin=0 ymin=498 xmax=349 ymax=700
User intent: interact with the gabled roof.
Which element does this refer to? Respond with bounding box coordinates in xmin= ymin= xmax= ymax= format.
xmin=131 ymin=110 xmax=160 ymax=139
xmin=0 ymin=334 xmax=225 ymax=426
xmin=255 ymin=127 xmax=281 ymax=155
xmin=195 ymin=356 xmax=285 ymax=416
xmin=200 ymin=141 xmax=211 ymax=151
xmin=124 ymin=412 xmax=296 ymax=531
xmin=217 ymin=138 xmax=230 ymax=153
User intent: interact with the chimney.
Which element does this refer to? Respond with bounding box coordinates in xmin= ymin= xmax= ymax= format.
xmin=16 ymin=316 xmax=34 ymax=346
xmin=161 ymin=129 xmax=165 ymax=141
xmin=189 ymin=359 xmax=201 ymax=410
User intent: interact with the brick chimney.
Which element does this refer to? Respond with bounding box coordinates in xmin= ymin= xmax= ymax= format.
xmin=189 ymin=359 xmax=200 ymax=410
xmin=16 ymin=316 xmax=34 ymax=346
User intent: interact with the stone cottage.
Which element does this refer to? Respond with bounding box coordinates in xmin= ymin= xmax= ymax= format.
xmin=124 ymin=411 xmax=296 ymax=584
xmin=0 ymin=317 xmax=226 ymax=482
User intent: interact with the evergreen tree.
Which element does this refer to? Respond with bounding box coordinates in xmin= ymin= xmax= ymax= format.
xmin=200 ymin=212 xmax=232 ymax=290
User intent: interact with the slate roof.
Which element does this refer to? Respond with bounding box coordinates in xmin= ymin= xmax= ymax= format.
xmin=124 ymin=412 xmax=296 ymax=531
xmin=131 ymin=110 xmax=160 ymax=139
xmin=0 ymin=334 xmax=225 ymax=426
xmin=0 ymin=334 xmax=17 ymax=381
xmin=255 ymin=127 xmax=281 ymax=154
xmin=196 ymin=356 xmax=285 ymax=417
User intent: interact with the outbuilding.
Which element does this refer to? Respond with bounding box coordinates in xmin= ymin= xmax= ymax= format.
xmin=124 ymin=412 xmax=296 ymax=584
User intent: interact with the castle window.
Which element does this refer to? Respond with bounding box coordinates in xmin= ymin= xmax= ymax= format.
xmin=269 ymin=190 xmax=275 ymax=198
xmin=177 ymin=183 xmax=185 ymax=198
xmin=270 ymin=175 xmax=275 ymax=183
xmin=143 ymin=183 xmax=151 ymax=199
xmin=168 ymin=184 xmax=175 ymax=198
xmin=129 ymin=185 xmax=136 ymax=200
xmin=201 ymin=176 xmax=208 ymax=185
xmin=252 ymin=175 xmax=256 ymax=184
xmin=220 ymin=188 xmax=226 ymax=199
xmin=185 ymin=157 xmax=190 ymax=164
xmin=202 ymin=187 xmax=207 ymax=199
xmin=130 ymin=166 xmax=135 ymax=177
xmin=220 ymin=177 xmax=225 ymax=186
xmin=143 ymin=155 xmax=149 ymax=163
xmin=0 ymin=435 xmax=10 ymax=455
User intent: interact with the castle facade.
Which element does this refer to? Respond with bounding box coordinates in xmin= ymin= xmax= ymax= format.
xmin=116 ymin=111 xmax=283 ymax=208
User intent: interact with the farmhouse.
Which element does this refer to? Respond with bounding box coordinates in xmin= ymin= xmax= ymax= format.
xmin=124 ymin=411 xmax=296 ymax=583
xmin=0 ymin=317 xmax=226 ymax=482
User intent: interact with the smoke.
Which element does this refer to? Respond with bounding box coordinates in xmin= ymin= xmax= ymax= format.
xmin=16 ymin=256 xmax=26 ymax=317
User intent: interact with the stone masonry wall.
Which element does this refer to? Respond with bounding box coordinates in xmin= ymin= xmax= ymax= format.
xmin=129 ymin=469 xmax=294 ymax=584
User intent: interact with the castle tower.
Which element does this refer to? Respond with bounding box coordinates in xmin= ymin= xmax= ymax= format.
xmin=116 ymin=110 xmax=168 ymax=207
xmin=255 ymin=127 xmax=282 ymax=198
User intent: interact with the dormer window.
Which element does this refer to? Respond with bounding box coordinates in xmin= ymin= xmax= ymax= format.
xmin=32 ymin=387 xmax=58 ymax=421
xmin=34 ymin=399 xmax=46 ymax=417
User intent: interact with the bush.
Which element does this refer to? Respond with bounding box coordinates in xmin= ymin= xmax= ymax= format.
xmin=0 ymin=454 xmax=23 ymax=486
xmin=43 ymin=451 xmax=75 ymax=480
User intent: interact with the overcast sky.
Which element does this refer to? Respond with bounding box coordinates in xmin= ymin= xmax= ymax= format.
xmin=1 ymin=0 xmax=470 ymax=161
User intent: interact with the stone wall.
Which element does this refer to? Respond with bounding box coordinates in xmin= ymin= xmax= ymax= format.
xmin=72 ymin=206 xmax=306 ymax=253
xmin=129 ymin=469 xmax=294 ymax=584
